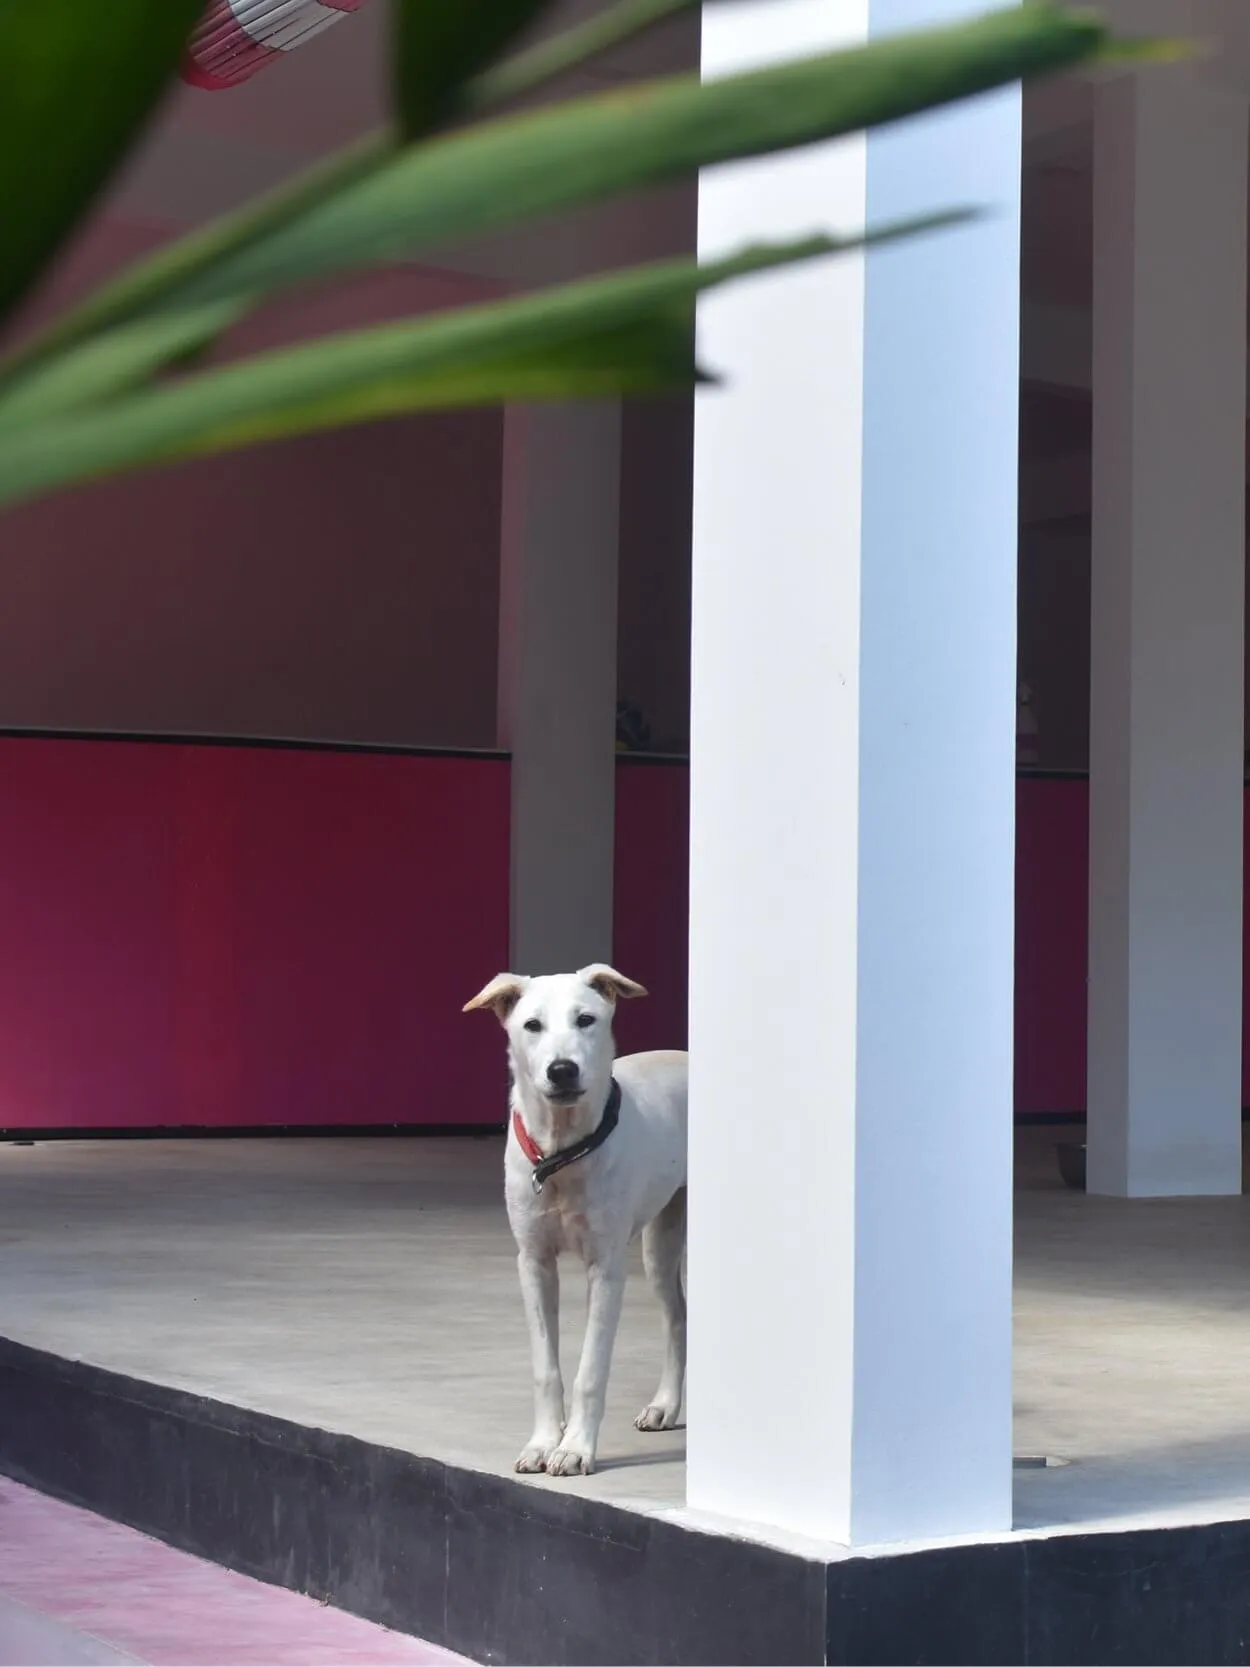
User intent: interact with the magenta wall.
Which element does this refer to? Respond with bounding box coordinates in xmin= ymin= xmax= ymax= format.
xmin=613 ymin=760 xmax=690 ymax=1060
xmin=0 ymin=741 xmax=692 ymax=1132
xmin=1013 ymin=775 xmax=1250 ymax=1115
xmin=0 ymin=746 xmax=1217 ymax=1130
xmin=0 ymin=739 xmax=510 ymax=1130
xmin=1014 ymin=776 xmax=1089 ymax=1116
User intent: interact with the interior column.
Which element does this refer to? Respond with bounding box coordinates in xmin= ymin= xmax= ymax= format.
xmin=685 ymin=0 xmax=1020 ymax=1543
xmin=497 ymin=402 xmax=622 ymax=975
xmin=1087 ymin=67 xmax=1248 ymax=1198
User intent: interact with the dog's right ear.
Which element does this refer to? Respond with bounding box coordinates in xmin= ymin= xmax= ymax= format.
xmin=463 ymin=974 xmax=529 ymax=1023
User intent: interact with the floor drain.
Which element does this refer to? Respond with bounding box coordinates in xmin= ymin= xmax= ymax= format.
xmin=1013 ymin=1455 xmax=1071 ymax=1469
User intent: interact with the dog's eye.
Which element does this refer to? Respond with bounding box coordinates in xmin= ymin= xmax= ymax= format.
xmin=523 ymin=1018 xmax=543 ymax=1034
xmin=575 ymin=1013 xmax=596 ymax=1029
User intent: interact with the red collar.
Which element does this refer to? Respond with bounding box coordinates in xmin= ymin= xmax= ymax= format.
xmin=510 ymin=1080 xmax=623 ymax=1194
xmin=512 ymin=1108 xmax=545 ymax=1166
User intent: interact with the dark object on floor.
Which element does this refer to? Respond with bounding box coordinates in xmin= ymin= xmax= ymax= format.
xmin=1057 ymin=1141 xmax=1086 ymax=1192
xmin=615 ymin=698 xmax=651 ymax=752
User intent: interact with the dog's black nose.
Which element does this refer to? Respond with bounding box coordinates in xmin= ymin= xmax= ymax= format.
xmin=547 ymin=1059 xmax=580 ymax=1091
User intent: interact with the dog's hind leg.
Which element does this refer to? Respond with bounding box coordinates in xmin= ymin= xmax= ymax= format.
xmin=635 ymin=1185 xmax=687 ymax=1433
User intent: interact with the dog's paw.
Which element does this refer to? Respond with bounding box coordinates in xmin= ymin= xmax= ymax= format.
xmin=515 ymin=1443 xmax=558 ymax=1474
xmin=546 ymin=1443 xmax=596 ymax=1477
xmin=634 ymin=1402 xmax=680 ymax=1433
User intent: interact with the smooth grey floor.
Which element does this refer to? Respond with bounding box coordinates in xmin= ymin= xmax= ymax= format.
xmin=0 ymin=1134 xmax=683 ymax=1515
xmin=1013 ymin=1129 xmax=1250 ymax=1534
xmin=3 ymin=1132 xmax=1250 ymax=1542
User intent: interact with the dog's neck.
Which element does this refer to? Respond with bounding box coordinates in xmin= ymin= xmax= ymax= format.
xmin=510 ymin=1063 xmax=615 ymax=1156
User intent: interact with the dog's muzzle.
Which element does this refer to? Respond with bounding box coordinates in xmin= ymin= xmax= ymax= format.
xmin=545 ymin=1059 xmax=581 ymax=1101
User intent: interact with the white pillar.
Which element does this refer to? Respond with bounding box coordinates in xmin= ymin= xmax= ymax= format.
xmin=498 ymin=402 xmax=621 ymax=974
xmin=1087 ymin=69 xmax=1248 ymax=1199
xmin=685 ymin=0 xmax=1019 ymax=1545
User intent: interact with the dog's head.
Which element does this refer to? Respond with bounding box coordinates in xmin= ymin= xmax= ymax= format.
xmin=463 ymin=965 xmax=647 ymax=1105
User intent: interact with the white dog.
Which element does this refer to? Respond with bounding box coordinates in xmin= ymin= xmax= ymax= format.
xmin=464 ymin=965 xmax=688 ymax=1477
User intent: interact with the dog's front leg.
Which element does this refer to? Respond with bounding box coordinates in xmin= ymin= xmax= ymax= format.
xmin=547 ymin=1254 xmax=626 ymax=1477
xmin=515 ymin=1250 xmax=565 ymax=1473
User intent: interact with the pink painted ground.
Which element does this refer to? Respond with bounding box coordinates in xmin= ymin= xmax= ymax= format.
xmin=0 ymin=1478 xmax=470 ymax=1666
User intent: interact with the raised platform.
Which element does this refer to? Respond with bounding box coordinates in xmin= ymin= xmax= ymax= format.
xmin=2 ymin=1133 xmax=1250 ymax=1663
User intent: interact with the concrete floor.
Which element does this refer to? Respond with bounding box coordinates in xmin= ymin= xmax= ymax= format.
xmin=3 ymin=1131 xmax=1250 ymax=1546
xmin=1013 ymin=1128 xmax=1250 ymax=1533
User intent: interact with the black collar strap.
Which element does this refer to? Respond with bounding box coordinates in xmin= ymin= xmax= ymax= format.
xmin=525 ymin=1078 xmax=621 ymax=1194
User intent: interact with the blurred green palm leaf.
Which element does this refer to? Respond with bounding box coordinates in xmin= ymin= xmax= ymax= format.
xmin=0 ymin=222 xmax=970 ymax=508
xmin=393 ymin=0 xmax=551 ymax=137
xmin=0 ymin=1 xmax=1164 ymax=508
xmin=97 ymin=4 xmax=1112 ymax=315
xmin=0 ymin=0 xmax=204 ymax=324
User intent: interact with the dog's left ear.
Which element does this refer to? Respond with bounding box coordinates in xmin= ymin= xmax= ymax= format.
xmin=578 ymin=964 xmax=648 ymax=1003
xmin=463 ymin=973 xmax=529 ymax=1022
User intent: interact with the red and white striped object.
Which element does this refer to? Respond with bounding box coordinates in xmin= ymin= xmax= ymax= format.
xmin=182 ymin=0 xmax=370 ymax=90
